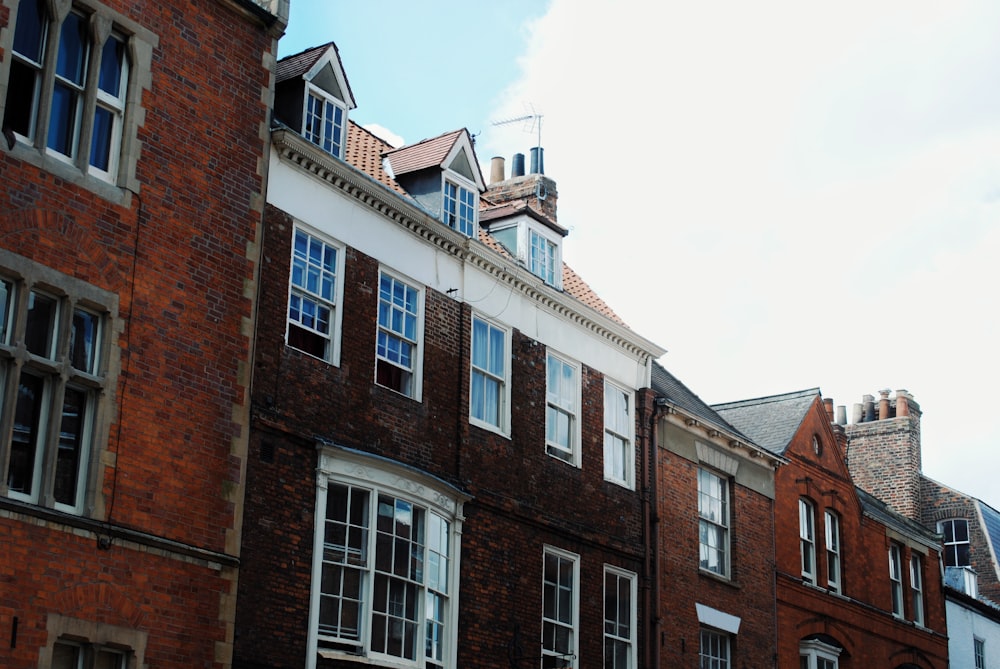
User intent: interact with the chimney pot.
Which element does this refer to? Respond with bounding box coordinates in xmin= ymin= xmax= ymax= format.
xmin=529 ymin=146 xmax=544 ymax=175
xmin=823 ymin=398 xmax=834 ymax=422
xmin=836 ymin=405 xmax=847 ymax=425
xmin=879 ymin=389 xmax=891 ymax=420
xmin=490 ymin=156 xmax=505 ymax=184
xmin=511 ymin=153 xmax=525 ymax=178
xmin=863 ymin=395 xmax=876 ymax=422
xmin=851 ymin=403 xmax=863 ymax=424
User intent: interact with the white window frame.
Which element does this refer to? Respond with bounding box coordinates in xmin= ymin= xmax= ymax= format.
xmin=1 ymin=0 xmax=155 ymax=200
xmin=824 ymin=510 xmax=841 ymax=593
xmin=529 ymin=229 xmax=558 ymax=286
xmin=286 ymin=225 xmax=345 ymax=365
xmin=302 ymin=83 xmax=347 ymax=159
xmin=799 ymin=499 xmax=816 ymax=584
xmin=698 ymin=468 xmax=730 ymax=578
xmin=545 ymin=351 xmax=580 ymax=466
xmin=469 ymin=314 xmax=509 ymax=435
xmin=542 ymin=546 xmax=579 ymax=669
xmin=699 ymin=628 xmax=730 ymax=669
xmin=910 ymin=552 xmax=924 ymax=626
xmin=603 ymin=566 xmax=636 ymax=669
xmin=375 ymin=269 xmax=423 ymax=400
xmin=0 ymin=251 xmax=116 ymax=516
xmin=800 ymin=638 xmax=840 ymax=669
xmin=938 ymin=518 xmax=971 ymax=567
xmin=889 ymin=543 xmax=904 ymax=618
xmin=308 ymin=448 xmax=466 ymax=669
xmin=442 ymin=176 xmax=477 ymax=237
xmin=603 ymin=379 xmax=634 ymax=489
xmin=974 ymin=637 xmax=985 ymax=669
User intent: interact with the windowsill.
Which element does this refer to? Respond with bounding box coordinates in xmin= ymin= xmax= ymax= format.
xmin=5 ymin=139 xmax=131 ymax=206
xmin=545 ymin=449 xmax=581 ymax=469
xmin=317 ymin=649 xmax=416 ymax=669
xmin=469 ymin=417 xmax=511 ymax=440
xmin=699 ymin=568 xmax=739 ymax=589
xmin=603 ymin=477 xmax=635 ymax=491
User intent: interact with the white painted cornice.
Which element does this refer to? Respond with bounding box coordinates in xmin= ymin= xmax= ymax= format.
xmin=271 ymin=129 xmax=666 ymax=363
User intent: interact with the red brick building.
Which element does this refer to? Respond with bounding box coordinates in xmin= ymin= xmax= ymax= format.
xmin=714 ymin=389 xmax=949 ymax=669
xmin=651 ymin=363 xmax=780 ymax=669
xmin=234 ymin=43 xmax=665 ymax=669
xmin=0 ymin=0 xmax=285 ymax=666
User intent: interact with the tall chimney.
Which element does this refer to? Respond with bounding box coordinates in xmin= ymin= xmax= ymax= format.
xmin=823 ymin=398 xmax=834 ymax=422
xmin=878 ymin=389 xmax=891 ymax=420
xmin=490 ymin=156 xmax=505 ymax=184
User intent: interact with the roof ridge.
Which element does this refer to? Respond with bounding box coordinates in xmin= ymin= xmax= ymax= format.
xmin=712 ymin=388 xmax=820 ymax=409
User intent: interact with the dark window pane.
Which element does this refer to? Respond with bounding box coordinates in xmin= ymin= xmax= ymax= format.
xmin=3 ymin=60 xmax=40 ymax=137
xmin=90 ymin=106 xmax=114 ymax=171
xmin=47 ymin=82 xmax=79 ymax=155
xmin=99 ymin=35 xmax=125 ymax=96
xmin=56 ymin=12 xmax=86 ymax=85
xmin=25 ymin=291 xmax=56 ymax=358
xmin=12 ymin=0 xmax=46 ymax=62
xmin=9 ymin=373 xmax=45 ymax=495
xmin=70 ymin=308 xmax=99 ymax=372
xmin=0 ymin=279 xmax=11 ymax=344
xmin=54 ymin=387 xmax=86 ymax=506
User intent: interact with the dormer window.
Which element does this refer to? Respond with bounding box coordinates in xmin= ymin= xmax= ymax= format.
xmin=304 ymin=87 xmax=346 ymax=157
xmin=443 ymin=178 xmax=476 ymax=237
xmin=274 ymin=43 xmax=356 ymax=161
xmin=530 ymin=230 xmax=556 ymax=285
xmin=483 ymin=215 xmax=564 ymax=289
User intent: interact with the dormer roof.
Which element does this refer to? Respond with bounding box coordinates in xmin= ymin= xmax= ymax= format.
xmin=384 ymin=129 xmax=486 ymax=191
xmin=480 ymin=200 xmax=568 ymax=237
xmin=277 ymin=42 xmax=357 ymax=110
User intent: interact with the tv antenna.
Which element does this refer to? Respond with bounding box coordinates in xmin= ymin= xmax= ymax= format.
xmin=491 ymin=105 xmax=543 ymax=151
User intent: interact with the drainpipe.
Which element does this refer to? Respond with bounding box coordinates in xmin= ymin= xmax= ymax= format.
xmin=645 ymin=396 xmax=668 ymax=669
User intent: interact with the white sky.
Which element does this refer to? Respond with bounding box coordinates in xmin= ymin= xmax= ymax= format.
xmin=282 ymin=0 xmax=1000 ymax=509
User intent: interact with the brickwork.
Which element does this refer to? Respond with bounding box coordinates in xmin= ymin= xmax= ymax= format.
xmin=844 ymin=414 xmax=922 ymax=522
xmin=485 ymin=173 xmax=559 ymax=223
xmin=0 ymin=0 xmax=280 ymax=667
xmin=773 ymin=397 xmax=947 ymax=669
xmin=236 ymin=202 xmax=650 ymax=668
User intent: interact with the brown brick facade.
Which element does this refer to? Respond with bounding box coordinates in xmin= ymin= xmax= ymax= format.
xmin=0 ymin=0 xmax=281 ymax=666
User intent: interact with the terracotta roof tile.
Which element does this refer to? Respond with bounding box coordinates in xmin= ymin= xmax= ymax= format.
xmin=383 ymin=130 xmax=465 ymax=177
xmin=344 ymin=121 xmax=407 ymax=195
xmin=338 ymin=123 xmax=625 ymax=327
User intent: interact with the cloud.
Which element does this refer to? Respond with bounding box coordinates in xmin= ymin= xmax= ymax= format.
xmin=478 ymin=0 xmax=1000 ymax=508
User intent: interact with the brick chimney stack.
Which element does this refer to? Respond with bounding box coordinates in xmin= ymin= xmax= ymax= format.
xmin=484 ymin=151 xmax=559 ymax=223
xmin=843 ymin=389 xmax=922 ymax=521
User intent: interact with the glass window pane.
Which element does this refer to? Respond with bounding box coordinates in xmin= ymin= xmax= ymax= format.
xmin=13 ymin=0 xmax=46 ymax=62
xmin=99 ymin=35 xmax=126 ymax=97
xmin=51 ymin=642 xmax=80 ymax=669
xmin=53 ymin=387 xmax=87 ymax=506
xmin=90 ymin=105 xmax=114 ymax=171
xmin=25 ymin=291 xmax=57 ymax=358
xmin=70 ymin=308 xmax=99 ymax=372
xmin=0 ymin=278 xmax=12 ymax=344
xmin=56 ymin=12 xmax=87 ymax=85
xmin=48 ymin=82 xmax=80 ymax=155
xmin=9 ymin=373 xmax=45 ymax=496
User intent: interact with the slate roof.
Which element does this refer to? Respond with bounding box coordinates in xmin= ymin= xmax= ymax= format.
xmin=276 ymin=43 xmax=331 ymax=82
xmin=711 ymin=388 xmax=820 ymax=456
xmin=856 ymin=486 xmax=940 ymax=545
xmin=651 ymin=362 xmax=752 ymax=441
xmin=978 ymin=500 xmax=1000 ymax=574
xmin=382 ymin=130 xmax=465 ymax=176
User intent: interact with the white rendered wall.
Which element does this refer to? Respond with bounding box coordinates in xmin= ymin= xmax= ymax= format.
xmin=268 ymin=154 xmax=654 ymax=390
xmin=946 ymin=597 xmax=1000 ymax=667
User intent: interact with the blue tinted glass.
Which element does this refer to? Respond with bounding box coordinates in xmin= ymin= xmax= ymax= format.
xmin=48 ymin=83 xmax=77 ymax=153
xmin=90 ymin=106 xmax=113 ymax=170
xmin=98 ymin=35 xmax=125 ymax=96
xmin=13 ymin=0 xmax=46 ymax=61
xmin=56 ymin=12 xmax=87 ymax=85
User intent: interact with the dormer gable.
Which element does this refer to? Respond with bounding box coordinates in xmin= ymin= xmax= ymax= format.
xmin=274 ymin=43 xmax=356 ymax=159
xmin=480 ymin=201 xmax=567 ymax=289
xmin=383 ymin=129 xmax=486 ymax=238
